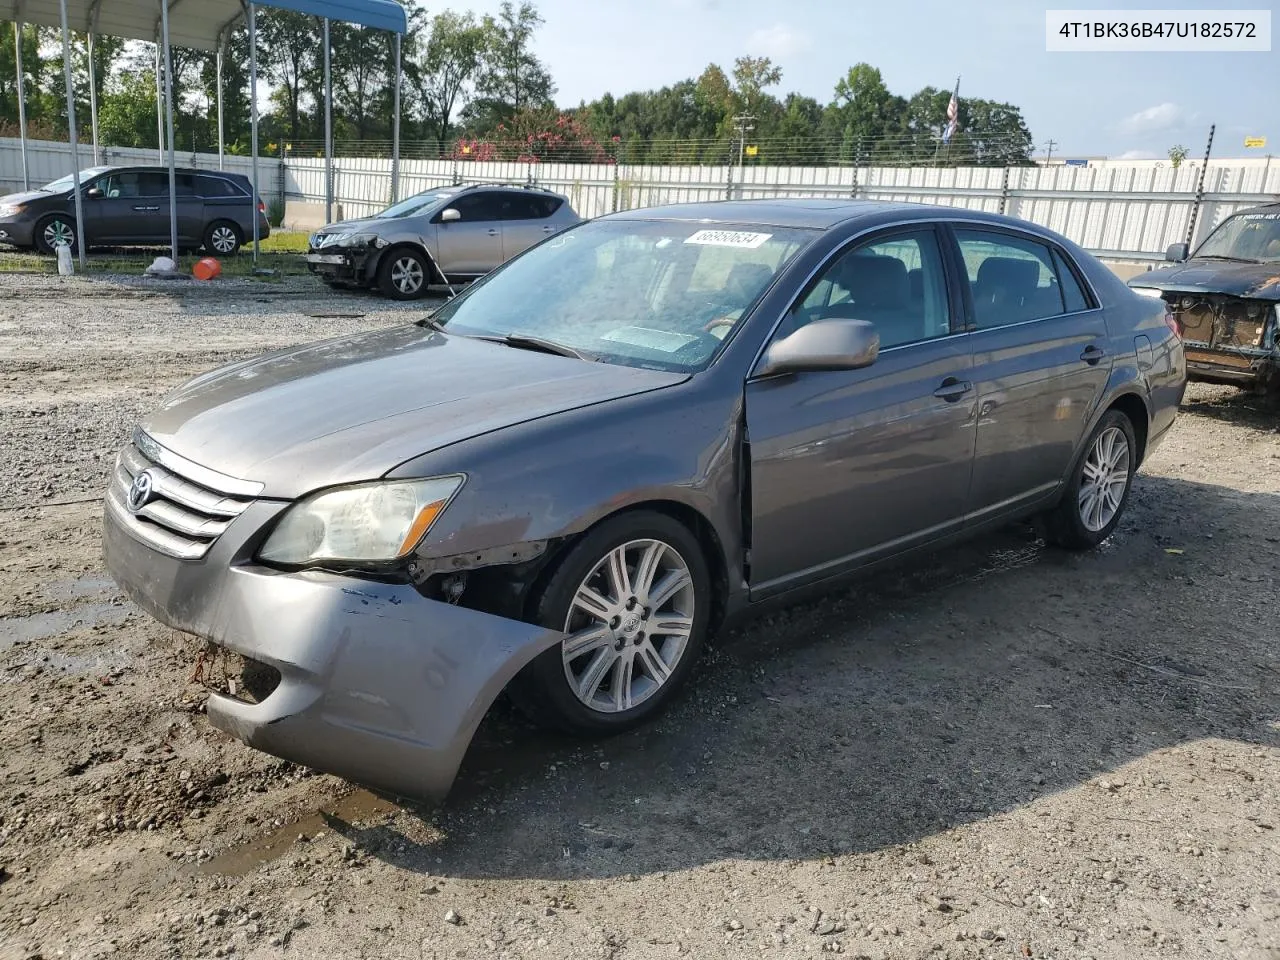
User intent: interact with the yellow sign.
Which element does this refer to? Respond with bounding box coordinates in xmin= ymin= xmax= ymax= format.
xmin=744 ymin=145 xmax=758 ymax=157
xmin=1244 ymin=136 xmax=1266 ymax=148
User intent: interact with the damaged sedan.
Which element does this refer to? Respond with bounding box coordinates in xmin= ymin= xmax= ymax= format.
xmin=1129 ymin=203 xmax=1280 ymax=400
xmin=103 ymin=199 xmax=1185 ymax=802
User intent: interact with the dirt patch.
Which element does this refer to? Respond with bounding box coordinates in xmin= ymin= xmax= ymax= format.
xmin=1 ymin=278 xmax=1278 ymax=960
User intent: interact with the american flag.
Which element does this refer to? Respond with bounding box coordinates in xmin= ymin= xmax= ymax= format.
xmin=942 ymin=78 xmax=960 ymax=144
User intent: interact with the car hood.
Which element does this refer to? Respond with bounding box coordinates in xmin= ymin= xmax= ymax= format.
xmin=1129 ymin=260 xmax=1280 ymax=300
xmin=0 ymin=189 xmax=51 ymax=206
xmin=141 ymin=325 xmax=688 ymax=498
xmin=312 ymin=217 xmax=396 ymax=238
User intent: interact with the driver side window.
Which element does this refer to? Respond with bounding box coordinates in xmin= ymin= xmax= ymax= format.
xmin=783 ymin=228 xmax=952 ymax=350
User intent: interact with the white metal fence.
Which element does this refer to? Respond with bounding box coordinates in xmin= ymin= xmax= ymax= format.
xmin=5 ymin=137 xmax=1279 ymax=260
xmin=272 ymin=155 xmax=1280 ymax=261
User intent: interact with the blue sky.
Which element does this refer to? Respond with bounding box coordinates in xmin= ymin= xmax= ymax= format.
xmin=458 ymin=0 xmax=1275 ymax=159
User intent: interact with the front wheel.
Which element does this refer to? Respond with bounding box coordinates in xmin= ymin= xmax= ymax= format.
xmin=1044 ymin=409 xmax=1137 ymax=550
xmin=34 ymin=214 xmax=77 ymax=255
xmin=377 ymin=247 xmax=430 ymax=300
xmin=509 ymin=511 xmax=712 ymax=735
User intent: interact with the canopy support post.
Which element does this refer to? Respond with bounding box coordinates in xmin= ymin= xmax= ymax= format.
xmin=58 ymin=0 xmax=86 ymax=267
xmin=323 ymin=17 xmax=333 ymax=224
xmin=154 ymin=43 xmax=164 ymax=159
xmin=87 ymin=32 xmax=100 ymax=165
xmin=248 ymin=1 xmax=260 ymax=263
xmin=14 ymin=22 xmax=30 ymax=191
xmin=391 ymin=32 xmax=401 ymax=203
xmin=160 ymin=0 xmax=178 ymax=264
xmin=216 ymin=35 xmax=225 ymax=170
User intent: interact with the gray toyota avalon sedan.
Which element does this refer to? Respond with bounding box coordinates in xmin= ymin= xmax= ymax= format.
xmin=103 ymin=198 xmax=1186 ymax=802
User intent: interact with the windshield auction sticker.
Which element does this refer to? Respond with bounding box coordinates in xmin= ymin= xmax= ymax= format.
xmin=684 ymin=230 xmax=773 ymax=248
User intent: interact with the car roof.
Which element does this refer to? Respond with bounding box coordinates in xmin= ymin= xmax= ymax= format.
xmin=600 ymin=197 xmax=1061 ymax=232
xmin=93 ymin=164 xmax=246 ymax=178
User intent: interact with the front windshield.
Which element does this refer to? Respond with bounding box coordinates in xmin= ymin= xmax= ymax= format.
xmin=375 ymin=190 xmax=456 ymax=219
xmin=433 ymin=219 xmax=815 ymax=372
xmin=1194 ymin=210 xmax=1280 ymax=262
xmin=40 ymin=167 xmax=111 ymax=193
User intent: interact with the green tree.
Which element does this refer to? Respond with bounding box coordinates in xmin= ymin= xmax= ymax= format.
xmin=417 ymin=10 xmax=488 ymax=149
xmin=467 ymin=1 xmax=554 ymax=130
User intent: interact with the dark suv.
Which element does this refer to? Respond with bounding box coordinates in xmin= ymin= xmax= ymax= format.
xmin=0 ymin=165 xmax=270 ymax=256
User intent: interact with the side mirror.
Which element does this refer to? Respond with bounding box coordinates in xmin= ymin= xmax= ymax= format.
xmin=86 ymin=187 xmax=103 ymax=200
xmin=755 ymin=318 xmax=880 ymax=379
xmin=1164 ymin=242 xmax=1189 ymax=262
xmin=440 ymin=208 xmax=461 ymax=223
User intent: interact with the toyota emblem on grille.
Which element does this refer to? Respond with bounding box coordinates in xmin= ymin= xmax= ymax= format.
xmin=127 ymin=469 xmax=156 ymax=513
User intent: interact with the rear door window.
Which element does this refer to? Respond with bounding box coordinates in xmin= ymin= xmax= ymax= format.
xmin=502 ymin=194 xmax=562 ymax=220
xmin=953 ymin=229 xmax=1070 ymax=329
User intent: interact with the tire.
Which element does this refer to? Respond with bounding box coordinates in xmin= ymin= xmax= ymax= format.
xmin=508 ymin=511 xmax=712 ymax=736
xmin=203 ymin=221 xmax=241 ymax=256
xmin=1044 ymin=409 xmax=1138 ymax=551
xmin=377 ymin=247 xmax=431 ymax=300
xmin=34 ymin=214 xmax=77 ymax=255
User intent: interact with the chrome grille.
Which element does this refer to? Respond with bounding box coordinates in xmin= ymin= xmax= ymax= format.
xmin=106 ymin=437 xmax=258 ymax=561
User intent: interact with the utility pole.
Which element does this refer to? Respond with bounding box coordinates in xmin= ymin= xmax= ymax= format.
xmin=1044 ymin=139 xmax=1058 ymax=163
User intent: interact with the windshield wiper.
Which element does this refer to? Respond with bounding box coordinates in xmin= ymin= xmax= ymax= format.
xmin=415 ymin=316 xmax=446 ymax=332
xmin=477 ymin=333 xmax=593 ymax=360
xmin=1194 ymin=254 xmax=1258 ymax=263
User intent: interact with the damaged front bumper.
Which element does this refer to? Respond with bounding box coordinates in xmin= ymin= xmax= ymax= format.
xmin=304 ymin=250 xmax=377 ymax=285
xmin=1167 ymin=294 xmax=1280 ymax=390
xmin=102 ymin=480 xmax=563 ymax=803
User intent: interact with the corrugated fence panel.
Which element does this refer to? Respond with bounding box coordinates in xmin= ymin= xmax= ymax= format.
xmin=4 ymin=137 xmax=1278 ymax=258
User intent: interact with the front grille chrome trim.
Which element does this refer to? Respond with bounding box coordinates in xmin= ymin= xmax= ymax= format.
xmin=133 ymin=429 xmax=264 ymax=498
xmin=109 ymin=436 xmax=259 ymax=561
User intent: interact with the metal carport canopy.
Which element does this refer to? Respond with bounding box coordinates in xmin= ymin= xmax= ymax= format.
xmin=6 ymin=0 xmax=407 ymax=49
xmin=9 ymin=0 xmax=404 ymax=272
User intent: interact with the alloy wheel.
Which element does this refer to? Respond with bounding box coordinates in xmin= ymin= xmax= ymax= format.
xmin=1078 ymin=425 xmax=1130 ymax=532
xmin=44 ymin=220 xmax=73 ymax=249
xmin=391 ymin=256 xmax=424 ymax=295
xmin=561 ymin=538 xmax=695 ymax=714
xmin=210 ymin=225 xmax=238 ymax=253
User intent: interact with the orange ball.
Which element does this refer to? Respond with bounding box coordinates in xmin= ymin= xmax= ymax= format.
xmin=193 ymin=257 xmax=222 ymax=281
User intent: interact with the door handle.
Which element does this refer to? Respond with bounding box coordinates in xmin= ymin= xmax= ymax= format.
xmin=486 ymin=228 xmax=499 ymax=236
xmin=933 ymin=378 xmax=972 ymax=402
xmin=1080 ymin=345 xmax=1106 ymax=365
xmin=541 ymin=225 xmax=556 ymax=232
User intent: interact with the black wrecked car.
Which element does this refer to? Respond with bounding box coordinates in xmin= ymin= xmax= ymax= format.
xmin=1128 ymin=203 xmax=1280 ymax=399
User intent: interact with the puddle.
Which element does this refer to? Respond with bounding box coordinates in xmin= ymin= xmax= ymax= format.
xmin=199 ymin=789 xmax=402 ymax=877
xmin=43 ymin=573 xmax=118 ymax=602
xmin=0 ymin=602 xmax=131 ymax=652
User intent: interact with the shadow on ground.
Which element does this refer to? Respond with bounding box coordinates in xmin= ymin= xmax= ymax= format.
xmin=311 ymin=475 xmax=1279 ymax=880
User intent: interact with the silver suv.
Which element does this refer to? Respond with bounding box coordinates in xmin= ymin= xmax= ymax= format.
xmin=304 ymin=183 xmax=582 ymax=300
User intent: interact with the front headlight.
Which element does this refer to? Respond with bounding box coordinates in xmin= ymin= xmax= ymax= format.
xmin=0 ymin=203 xmax=23 ymax=218
xmin=258 ymin=476 xmax=464 ymax=566
xmin=1130 ymin=286 xmax=1165 ymax=298
xmin=334 ymin=232 xmax=389 ymax=249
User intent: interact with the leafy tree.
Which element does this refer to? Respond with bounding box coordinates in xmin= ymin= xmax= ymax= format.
xmin=466 ymin=1 xmax=554 ymax=130
xmin=1168 ymin=144 xmax=1188 ymax=168
xmin=417 ymin=10 xmax=488 ymax=149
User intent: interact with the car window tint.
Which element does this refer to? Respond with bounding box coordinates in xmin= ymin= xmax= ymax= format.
xmin=197 ymin=176 xmax=239 ymax=198
xmin=98 ymin=172 xmax=142 ymax=198
xmin=954 ymin=229 xmax=1067 ymax=328
xmin=787 ymin=228 xmax=951 ymax=349
xmin=1051 ymin=248 xmax=1092 ymax=312
xmin=449 ymin=192 xmax=503 ymax=221
xmin=175 ymin=173 xmax=197 ymax=197
xmin=133 ymin=172 xmax=170 ymax=196
xmin=503 ymin=194 xmax=558 ymax=220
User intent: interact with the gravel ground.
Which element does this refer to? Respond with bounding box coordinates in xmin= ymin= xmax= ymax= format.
xmin=1 ymin=274 xmax=1278 ymax=960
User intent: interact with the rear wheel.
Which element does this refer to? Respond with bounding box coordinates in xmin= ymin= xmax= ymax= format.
xmin=1044 ymin=409 xmax=1137 ymax=550
xmin=377 ymin=247 xmax=430 ymax=300
xmin=34 ymin=214 xmax=77 ymax=255
xmin=203 ymin=221 xmax=241 ymax=256
xmin=508 ymin=511 xmax=711 ymax=736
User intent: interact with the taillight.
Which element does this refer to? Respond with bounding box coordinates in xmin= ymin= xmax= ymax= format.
xmin=257 ymin=200 xmax=265 ymax=213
